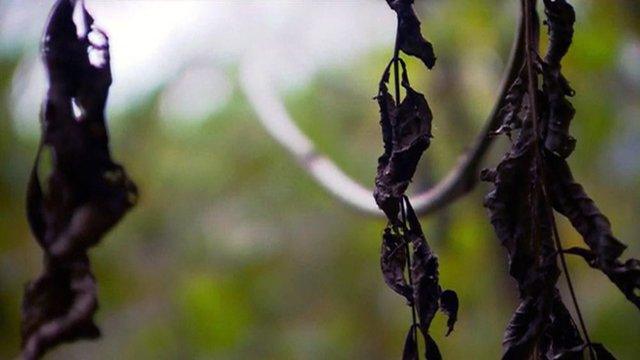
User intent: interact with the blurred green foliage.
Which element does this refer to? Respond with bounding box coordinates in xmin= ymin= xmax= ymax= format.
xmin=1 ymin=1 xmax=639 ymax=359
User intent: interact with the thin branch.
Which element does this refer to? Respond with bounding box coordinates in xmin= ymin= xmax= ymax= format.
xmin=239 ymin=12 xmax=524 ymax=218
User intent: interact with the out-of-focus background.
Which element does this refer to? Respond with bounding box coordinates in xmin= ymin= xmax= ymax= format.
xmin=1 ymin=0 xmax=639 ymax=359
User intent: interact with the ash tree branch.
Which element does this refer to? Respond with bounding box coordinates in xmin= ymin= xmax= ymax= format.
xmin=239 ymin=13 xmax=524 ymax=218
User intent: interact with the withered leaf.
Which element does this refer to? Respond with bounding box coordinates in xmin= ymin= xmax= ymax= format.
xmin=381 ymin=226 xmax=413 ymax=303
xmin=541 ymin=293 xmax=584 ymax=359
xmin=405 ymin=200 xmax=443 ymax=344
xmin=546 ymin=156 xmax=640 ymax=309
xmin=424 ymin=331 xmax=442 ymax=360
xmin=543 ymin=0 xmax=576 ymax=67
xmin=502 ymin=298 xmax=542 ymax=360
xmin=484 ymin=0 xmax=632 ymax=357
xmin=402 ymin=325 xmax=419 ymax=360
xmin=542 ymin=0 xmax=577 ymax=158
xmin=22 ymin=1 xmax=137 ymax=358
xmin=374 ymin=60 xmax=433 ymax=221
xmin=439 ymin=289 xmax=458 ymax=336
xmin=386 ymin=0 xmax=436 ymax=69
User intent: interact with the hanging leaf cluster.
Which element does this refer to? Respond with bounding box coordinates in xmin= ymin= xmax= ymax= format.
xmin=22 ymin=1 xmax=137 ymax=359
xmin=482 ymin=0 xmax=639 ymax=359
xmin=375 ymin=1 xmax=458 ymax=359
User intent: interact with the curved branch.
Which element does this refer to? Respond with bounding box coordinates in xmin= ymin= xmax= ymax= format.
xmin=239 ymin=16 xmax=524 ymax=217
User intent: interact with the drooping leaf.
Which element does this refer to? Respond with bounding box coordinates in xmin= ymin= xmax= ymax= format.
xmin=541 ymin=0 xmax=577 ymax=158
xmin=540 ymin=293 xmax=584 ymax=359
xmin=484 ymin=0 xmax=631 ymax=358
xmin=546 ymin=156 xmax=640 ymax=309
xmin=381 ymin=226 xmax=413 ymax=303
xmin=543 ymin=0 xmax=576 ymax=67
xmin=402 ymin=325 xmax=419 ymax=360
xmin=22 ymin=1 xmax=137 ymax=358
xmin=404 ymin=200 xmax=442 ymax=350
xmin=439 ymin=289 xmax=458 ymax=336
xmin=385 ymin=0 xmax=436 ymax=69
xmin=424 ymin=331 xmax=442 ymax=360
xmin=374 ymin=60 xmax=433 ymax=221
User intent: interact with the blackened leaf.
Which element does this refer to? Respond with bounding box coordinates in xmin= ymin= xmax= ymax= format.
xmin=564 ymin=248 xmax=640 ymax=310
xmin=411 ymin=238 xmax=440 ymax=336
xmin=374 ymin=61 xmax=433 ymax=221
xmin=439 ymin=289 xmax=458 ymax=336
xmin=22 ymin=1 xmax=137 ymax=358
xmin=381 ymin=226 xmax=413 ymax=302
xmin=386 ymin=0 xmax=436 ymax=69
xmin=404 ymin=199 xmax=441 ymax=336
xmin=424 ymin=332 xmax=442 ymax=360
xmin=547 ymin=156 xmax=640 ymax=309
xmin=542 ymin=0 xmax=576 ymax=66
xmin=543 ymin=294 xmax=584 ymax=360
xmin=402 ymin=325 xmax=419 ymax=360
xmin=404 ymin=198 xmax=460 ymax=342
xmin=542 ymin=65 xmax=576 ymax=158
xmin=541 ymin=0 xmax=577 ymax=158
xmin=502 ymin=297 xmax=550 ymax=360
xmin=374 ymin=65 xmax=400 ymax=220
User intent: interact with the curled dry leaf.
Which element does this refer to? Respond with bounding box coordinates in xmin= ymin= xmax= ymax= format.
xmin=374 ymin=60 xmax=433 ymax=221
xmin=439 ymin=290 xmax=458 ymax=337
xmin=484 ymin=0 xmax=635 ymax=358
xmin=22 ymin=1 xmax=137 ymax=359
xmin=382 ymin=226 xmax=413 ymax=303
xmin=546 ymin=157 xmax=640 ymax=309
xmin=385 ymin=0 xmax=436 ymax=69
xmin=541 ymin=0 xmax=576 ymax=158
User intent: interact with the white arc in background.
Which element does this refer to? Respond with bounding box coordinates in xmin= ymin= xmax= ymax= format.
xmin=240 ymin=16 xmax=525 ymax=217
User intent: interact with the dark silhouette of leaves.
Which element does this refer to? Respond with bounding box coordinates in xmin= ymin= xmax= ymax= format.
xmin=22 ymin=1 xmax=137 ymax=358
xmin=375 ymin=5 xmax=455 ymax=358
xmin=483 ymin=0 xmax=634 ymax=358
